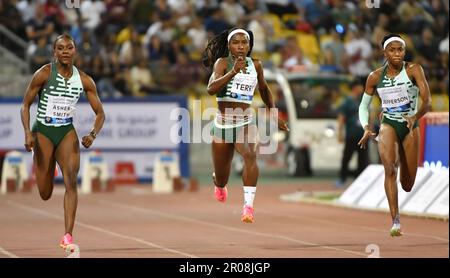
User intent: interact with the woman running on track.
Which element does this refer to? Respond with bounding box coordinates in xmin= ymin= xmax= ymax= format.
xmin=358 ymin=34 xmax=431 ymax=236
xmin=21 ymin=34 xmax=105 ymax=249
xmin=202 ymin=28 xmax=289 ymax=223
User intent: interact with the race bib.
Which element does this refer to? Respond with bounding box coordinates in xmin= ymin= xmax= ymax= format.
xmin=378 ymin=85 xmax=410 ymax=112
xmin=229 ymin=73 xmax=257 ymax=97
xmin=45 ymin=96 xmax=76 ymax=119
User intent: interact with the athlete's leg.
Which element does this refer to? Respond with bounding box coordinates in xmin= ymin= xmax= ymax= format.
xmin=33 ymin=133 xmax=56 ymax=200
xmin=212 ymin=137 xmax=235 ymax=187
xmin=234 ymin=124 xmax=259 ymax=187
xmin=234 ymin=125 xmax=258 ymax=223
xmin=378 ymin=123 xmax=400 ymax=222
xmin=398 ymin=128 xmax=420 ymax=192
xmin=55 ymin=129 xmax=80 ymax=235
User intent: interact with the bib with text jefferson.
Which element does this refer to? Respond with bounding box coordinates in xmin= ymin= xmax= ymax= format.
xmin=376 ymin=62 xmax=419 ymax=123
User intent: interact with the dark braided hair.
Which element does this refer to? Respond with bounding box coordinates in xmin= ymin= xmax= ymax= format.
xmin=202 ymin=28 xmax=254 ymax=69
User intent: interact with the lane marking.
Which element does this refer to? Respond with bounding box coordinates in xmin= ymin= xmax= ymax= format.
xmin=7 ymin=201 xmax=197 ymax=258
xmin=102 ymin=201 xmax=369 ymax=257
xmin=0 ymin=245 xmax=19 ymax=258
xmin=258 ymin=209 xmax=449 ymax=243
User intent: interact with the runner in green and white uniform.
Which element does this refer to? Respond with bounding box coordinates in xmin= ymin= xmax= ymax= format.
xmin=202 ymin=28 xmax=289 ymax=223
xmin=211 ymin=55 xmax=258 ymax=143
xmin=31 ymin=60 xmax=83 ymax=146
xmin=358 ymin=34 xmax=432 ymax=237
xmin=377 ymin=61 xmax=420 ymax=142
xmin=21 ymin=34 xmax=105 ymax=250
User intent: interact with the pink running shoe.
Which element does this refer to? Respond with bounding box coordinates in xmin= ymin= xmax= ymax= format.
xmin=214 ymin=186 xmax=228 ymax=202
xmin=213 ymin=172 xmax=227 ymax=202
xmin=241 ymin=205 xmax=254 ymax=223
xmin=59 ymin=233 xmax=74 ymax=251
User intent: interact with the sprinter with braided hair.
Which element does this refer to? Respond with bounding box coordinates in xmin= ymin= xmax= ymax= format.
xmin=202 ymin=28 xmax=289 ymax=223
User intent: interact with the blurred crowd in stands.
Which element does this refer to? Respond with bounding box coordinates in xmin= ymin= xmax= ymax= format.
xmin=0 ymin=0 xmax=448 ymax=100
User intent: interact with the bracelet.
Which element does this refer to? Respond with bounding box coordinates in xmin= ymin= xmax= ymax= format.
xmin=89 ymin=130 xmax=97 ymax=139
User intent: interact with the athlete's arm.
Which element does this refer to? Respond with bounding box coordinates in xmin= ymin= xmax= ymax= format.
xmin=357 ymin=70 xmax=379 ymax=149
xmin=254 ymin=59 xmax=289 ymax=131
xmin=20 ymin=64 xmax=50 ymax=151
xmin=406 ymin=63 xmax=432 ymax=127
xmin=206 ymin=57 xmax=245 ymax=95
xmin=254 ymin=59 xmax=274 ymax=109
xmin=80 ymin=72 xmax=105 ymax=148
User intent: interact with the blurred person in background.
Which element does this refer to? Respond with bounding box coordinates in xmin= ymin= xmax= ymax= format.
xmin=20 ymin=34 xmax=105 ymax=251
xmin=345 ymin=24 xmax=372 ymax=84
xmin=358 ymin=34 xmax=431 ymax=237
xmin=336 ymin=81 xmax=368 ymax=187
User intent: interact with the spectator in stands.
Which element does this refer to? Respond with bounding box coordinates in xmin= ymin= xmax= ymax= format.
xmin=220 ymin=0 xmax=245 ymax=26
xmin=330 ymin=0 xmax=354 ymax=27
xmin=30 ymin=36 xmax=52 ymax=72
xmin=321 ymin=27 xmax=346 ymax=73
xmin=80 ymin=0 xmax=106 ymax=32
xmin=25 ymin=3 xmax=54 ymax=56
xmin=129 ymin=59 xmax=155 ymax=96
xmin=280 ymin=36 xmax=313 ymax=72
xmin=345 ymin=24 xmax=372 ymax=84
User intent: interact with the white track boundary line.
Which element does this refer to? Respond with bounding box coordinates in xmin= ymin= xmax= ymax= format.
xmin=7 ymin=201 xmax=197 ymax=258
xmin=102 ymin=200 xmax=369 ymax=257
xmin=0 ymin=245 xmax=19 ymax=258
xmin=258 ymin=208 xmax=449 ymax=243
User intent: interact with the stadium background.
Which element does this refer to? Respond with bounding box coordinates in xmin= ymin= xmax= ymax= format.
xmin=0 ymin=0 xmax=448 ymax=258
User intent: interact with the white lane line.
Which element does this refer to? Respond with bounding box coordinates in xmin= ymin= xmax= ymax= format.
xmin=0 ymin=245 xmax=19 ymax=258
xmin=102 ymin=201 xmax=369 ymax=257
xmin=258 ymin=209 xmax=449 ymax=243
xmin=7 ymin=201 xmax=197 ymax=258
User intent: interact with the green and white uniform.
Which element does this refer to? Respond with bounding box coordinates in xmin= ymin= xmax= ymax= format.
xmin=212 ymin=56 xmax=258 ymax=143
xmin=377 ymin=62 xmax=419 ymax=141
xmin=32 ymin=62 xmax=84 ymax=146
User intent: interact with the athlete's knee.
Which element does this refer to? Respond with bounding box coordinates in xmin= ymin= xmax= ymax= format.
xmin=38 ymin=188 xmax=52 ymax=201
xmin=64 ymin=171 xmax=78 ymax=192
xmin=214 ymin=174 xmax=229 ymax=187
xmin=384 ymin=163 xmax=398 ymax=178
xmin=400 ymin=177 xmax=415 ymax=192
xmin=241 ymin=150 xmax=257 ymax=164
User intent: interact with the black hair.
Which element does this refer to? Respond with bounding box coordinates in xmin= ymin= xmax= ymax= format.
xmin=53 ymin=33 xmax=76 ymax=49
xmin=202 ymin=28 xmax=254 ymax=69
xmin=381 ymin=33 xmax=402 ymax=49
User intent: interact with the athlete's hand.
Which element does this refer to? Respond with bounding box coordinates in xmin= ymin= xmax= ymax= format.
xmin=278 ymin=118 xmax=289 ymax=132
xmin=81 ymin=134 xmax=95 ymax=149
xmin=403 ymin=114 xmax=416 ymax=136
xmin=24 ymin=131 xmax=34 ymax=152
xmin=357 ymin=127 xmax=376 ymax=149
xmin=232 ymin=56 xmax=246 ymax=74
